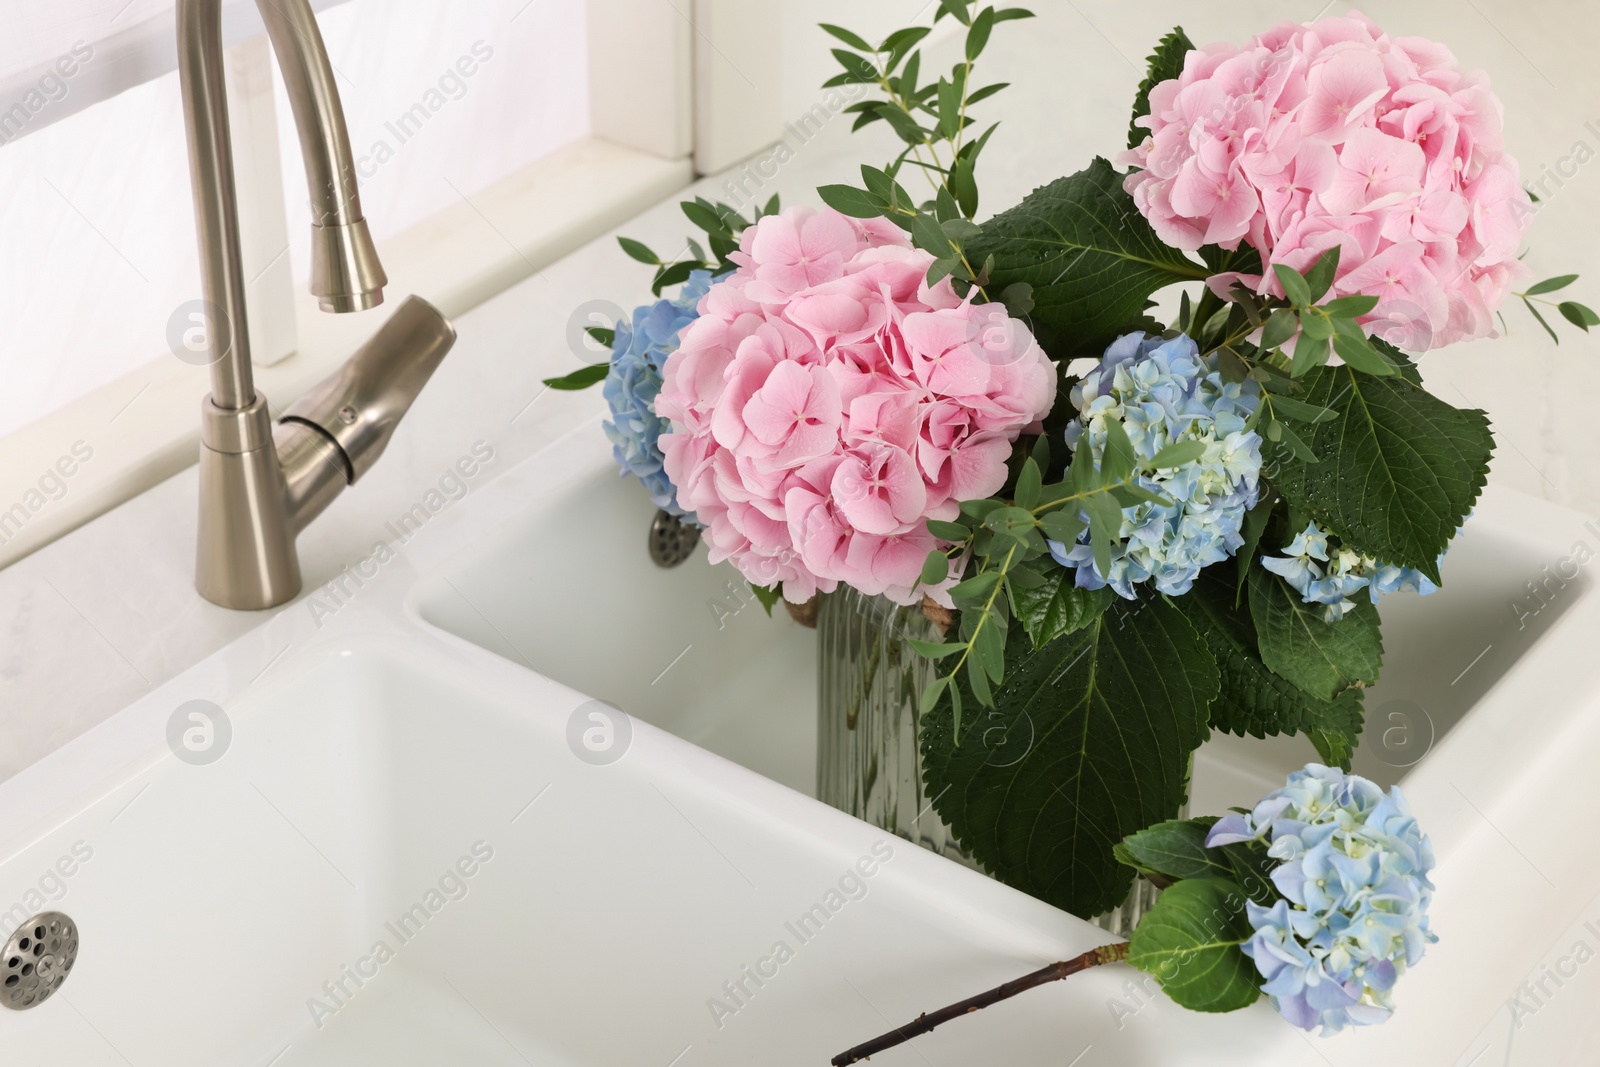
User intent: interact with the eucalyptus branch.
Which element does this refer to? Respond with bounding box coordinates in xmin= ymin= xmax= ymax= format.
xmin=935 ymin=542 xmax=1015 ymax=706
xmin=1029 ymin=471 xmax=1160 ymax=515
xmin=831 ymin=943 xmax=1131 ymax=1065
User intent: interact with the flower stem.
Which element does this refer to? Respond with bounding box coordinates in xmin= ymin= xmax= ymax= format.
xmin=830 ymin=942 xmax=1130 ymax=1065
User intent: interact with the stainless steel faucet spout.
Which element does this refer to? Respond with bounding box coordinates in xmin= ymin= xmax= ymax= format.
xmin=180 ymin=0 xmax=455 ymax=610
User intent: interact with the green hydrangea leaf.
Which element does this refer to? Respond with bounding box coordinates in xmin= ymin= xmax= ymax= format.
xmin=1128 ymin=878 xmax=1261 ymax=1012
xmin=1114 ymin=817 xmax=1230 ymax=884
xmin=962 ymin=158 xmax=1208 ymax=360
xmin=1247 ymin=565 xmax=1383 ymax=703
xmin=1128 ymin=27 xmax=1194 ymax=150
xmin=1261 ymin=362 xmax=1493 ymax=582
xmin=922 ymin=598 xmax=1218 ymax=918
xmin=1010 ymin=568 xmax=1112 ymax=649
xmin=1173 ymin=566 xmax=1366 ymax=766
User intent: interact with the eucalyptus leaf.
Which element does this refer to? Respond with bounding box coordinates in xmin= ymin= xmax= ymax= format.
xmin=817 ymin=184 xmax=887 ymax=219
xmin=818 ymin=23 xmax=873 ymax=51
xmin=1260 ymin=308 xmax=1299 ymax=350
xmin=617 ymin=237 xmax=659 ymax=265
xmin=1148 ymin=439 xmax=1207 ymax=469
xmin=1525 ymin=274 xmax=1578 ymax=295
xmin=1321 ymin=293 xmax=1380 ymax=318
xmin=541 ymin=363 xmax=609 ymax=391
xmin=1303 ymin=247 xmax=1341 ymax=303
xmin=1559 ymin=301 xmax=1598 ymax=330
xmin=1274 ymin=265 xmax=1311 ymax=309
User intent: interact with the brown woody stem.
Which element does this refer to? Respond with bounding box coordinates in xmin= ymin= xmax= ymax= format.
xmin=831 ymin=942 xmax=1130 ymax=1065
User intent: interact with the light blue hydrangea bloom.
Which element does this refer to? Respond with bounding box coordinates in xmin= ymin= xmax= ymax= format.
xmin=601 ymin=270 xmax=719 ymax=519
xmin=1207 ymin=764 xmax=1437 ymax=1035
xmin=1048 ymin=332 xmax=1263 ymax=598
xmin=1261 ymin=521 xmax=1439 ymax=620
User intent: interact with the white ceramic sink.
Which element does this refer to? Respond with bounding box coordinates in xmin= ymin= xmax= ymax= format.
xmin=0 ymin=624 xmax=1314 ymax=1066
xmin=6 ymin=414 xmax=1600 ymax=1065
xmin=410 ymin=451 xmax=818 ymax=796
xmin=408 ymin=418 xmax=1587 ymax=815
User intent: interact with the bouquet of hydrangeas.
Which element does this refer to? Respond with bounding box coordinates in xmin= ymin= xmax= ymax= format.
xmin=548 ymin=4 xmax=1591 ymax=1036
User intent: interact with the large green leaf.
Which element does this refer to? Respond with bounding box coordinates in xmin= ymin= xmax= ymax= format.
xmin=1114 ymin=817 xmax=1229 ymax=885
xmin=1174 ymin=566 xmax=1366 ymax=766
xmin=1128 ymin=27 xmax=1194 ymax=150
xmin=1010 ymin=569 xmax=1113 ymax=649
xmin=963 ymin=158 xmax=1209 ymax=360
xmin=922 ymin=597 xmax=1218 ymax=918
xmin=1115 ymin=816 xmax=1279 ymax=906
xmin=1247 ymin=566 xmax=1383 ymax=703
xmin=1262 ymin=363 xmax=1493 ymax=582
xmin=1129 ymin=878 xmax=1261 ymax=1012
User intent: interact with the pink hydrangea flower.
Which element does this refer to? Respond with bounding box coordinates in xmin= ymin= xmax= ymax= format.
xmin=657 ymin=206 xmax=1056 ymax=604
xmin=1120 ymin=11 xmax=1533 ymax=349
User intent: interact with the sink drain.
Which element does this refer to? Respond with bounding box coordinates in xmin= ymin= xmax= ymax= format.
xmin=648 ymin=510 xmax=699 ymax=569
xmin=3 ymin=912 xmax=78 ymax=1010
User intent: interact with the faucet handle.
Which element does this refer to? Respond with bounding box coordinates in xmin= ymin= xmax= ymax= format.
xmin=280 ymin=295 xmax=457 ymax=483
xmin=310 ymin=217 xmax=387 ymax=313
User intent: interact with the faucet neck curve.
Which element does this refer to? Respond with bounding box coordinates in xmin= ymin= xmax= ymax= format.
xmin=176 ymin=0 xmax=386 ymax=411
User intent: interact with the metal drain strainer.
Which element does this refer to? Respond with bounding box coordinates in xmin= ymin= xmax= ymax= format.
xmin=648 ymin=509 xmax=699 ymax=569
xmin=3 ymin=912 xmax=77 ymax=1010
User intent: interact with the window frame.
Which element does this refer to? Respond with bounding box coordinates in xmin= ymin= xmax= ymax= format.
xmin=0 ymin=0 xmax=778 ymax=570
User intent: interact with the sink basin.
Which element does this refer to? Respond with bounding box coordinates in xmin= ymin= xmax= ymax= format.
xmin=410 ymin=444 xmax=818 ymax=796
xmin=7 ymin=414 xmax=1600 ymax=1066
xmin=0 ymin=626 xmax=1326 ymax=1066
xmin=410 ymin=418 xmax=1589 ymax=818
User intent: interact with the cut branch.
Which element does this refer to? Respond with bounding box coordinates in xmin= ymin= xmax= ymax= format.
xmin=831 ymin=942 xmax=1130 ymax=1065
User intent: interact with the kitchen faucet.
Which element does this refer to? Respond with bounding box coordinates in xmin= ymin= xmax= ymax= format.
xmin=178 ymin=0 xmax=456 ymax=609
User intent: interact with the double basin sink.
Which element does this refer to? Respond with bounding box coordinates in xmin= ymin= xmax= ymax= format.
xmin=3 ymin=415 xmax=1598 ymax=1065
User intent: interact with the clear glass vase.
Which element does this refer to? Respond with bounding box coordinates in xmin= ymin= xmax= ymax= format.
xmin=816 ymin=587 xmax=974 ymax=865
xmin=814 ymin=586 xmax=1175 ymax=935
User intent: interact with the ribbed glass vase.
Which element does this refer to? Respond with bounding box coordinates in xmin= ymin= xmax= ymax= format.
xmin=814 ymin=586 xmax=1176 ymax=935
xmin=815 ymin=587 xmax=974 ymax=865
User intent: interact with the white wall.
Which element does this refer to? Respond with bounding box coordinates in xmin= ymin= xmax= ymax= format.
xmin=275 ymin=0 xmax=591 ymax=286
xmin=771 ymin=0 xmax=1600 ymax=517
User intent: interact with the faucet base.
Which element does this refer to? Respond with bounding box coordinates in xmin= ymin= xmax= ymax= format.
xmin=196 ymin=393 xmax=302 ymax=610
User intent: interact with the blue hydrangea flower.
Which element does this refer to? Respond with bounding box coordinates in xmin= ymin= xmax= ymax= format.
xmin=1048 ymin=332 xmax=1263 ymax=597
xmin=1207 ymin=764 xmax=1437 ymax=1035
xmin=601 ymin=270 xmax=719 ymax=519
xmin=1262 ymin=521 xmax=1439 ymax=620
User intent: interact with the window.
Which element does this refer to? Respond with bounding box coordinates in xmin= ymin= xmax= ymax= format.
xmin=0 ymin=0 xmax=797 ymax=568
